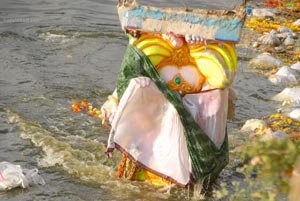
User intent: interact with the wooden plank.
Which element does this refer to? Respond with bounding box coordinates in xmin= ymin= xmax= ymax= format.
xmin=117 ymin=1 xmax=246 ymax=42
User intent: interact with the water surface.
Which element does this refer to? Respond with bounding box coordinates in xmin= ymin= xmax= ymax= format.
xmin=0 ymin=0 xmax=282 ymax=200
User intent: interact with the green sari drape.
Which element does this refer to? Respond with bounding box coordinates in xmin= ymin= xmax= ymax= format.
xmin=116 ymin=44 xmax=228 ymax=184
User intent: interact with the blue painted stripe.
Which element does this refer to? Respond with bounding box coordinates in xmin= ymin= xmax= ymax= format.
xmin=119 ymin=6 xmax=244 ymax=42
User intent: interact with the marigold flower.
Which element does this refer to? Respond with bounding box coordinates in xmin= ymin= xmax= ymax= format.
xmin=72 ymin=102 xmax=81 ymax=113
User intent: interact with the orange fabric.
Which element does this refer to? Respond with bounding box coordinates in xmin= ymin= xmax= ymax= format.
xmin=116 ymin=154 xmax=172 ymax=186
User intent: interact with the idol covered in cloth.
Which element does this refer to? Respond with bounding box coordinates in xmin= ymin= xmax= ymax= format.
xmin=101 ymin=0 xmax=243 ymax=188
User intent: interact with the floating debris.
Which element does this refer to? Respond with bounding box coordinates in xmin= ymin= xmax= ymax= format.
xmin=0 ymin=161 xmax=45 ymax=191
xmin=72 ymin=101 xmax=107 ymax=126
xmin=72 ymin=102 xmax=81 ymax=113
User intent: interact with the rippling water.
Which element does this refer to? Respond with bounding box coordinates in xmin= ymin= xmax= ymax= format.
xmin=0 ymin=0 xmax=283 ymax=200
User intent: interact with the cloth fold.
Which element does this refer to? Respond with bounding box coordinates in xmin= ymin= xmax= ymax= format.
xmin=108 ymin=44 xmax=229 ymax=184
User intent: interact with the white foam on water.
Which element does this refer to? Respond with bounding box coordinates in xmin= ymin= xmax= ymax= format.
xmin=4 ymin=108 xmax=186 ymax=200
xmin=38 ymin=32 xmax=77 ymax=44
xmin=5 ymin=108 xmax=117 ymax=185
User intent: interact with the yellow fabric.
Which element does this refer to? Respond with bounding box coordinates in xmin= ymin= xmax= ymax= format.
xmin=145 ymin=171 xmax=172 ymax=186
xmin=117 ymin=154 xmax=172 ymax=186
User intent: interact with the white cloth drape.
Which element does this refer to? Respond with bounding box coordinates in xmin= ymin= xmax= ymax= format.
xmin=107 ymin=77 xmax=228 ymax=186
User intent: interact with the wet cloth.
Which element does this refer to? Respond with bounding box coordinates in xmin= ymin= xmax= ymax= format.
xmin=107 ymin=44 xmax=229 ymax=186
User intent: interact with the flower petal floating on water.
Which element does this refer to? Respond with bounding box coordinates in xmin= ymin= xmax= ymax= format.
xmin=87 ymin=110 xmax=96 ymax=116
xmin=80 ymin=101 xmax=89 ymax=110
xmin=72 ymin=102 xmax=81 ymax=113
xmin=71 ymin=100 xmax=105 ymax=126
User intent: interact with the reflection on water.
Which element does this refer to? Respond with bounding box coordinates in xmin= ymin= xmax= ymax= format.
xmin=0 ymin=0 xmax=282 ymax=200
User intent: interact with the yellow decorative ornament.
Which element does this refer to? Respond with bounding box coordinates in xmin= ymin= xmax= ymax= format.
xmin=134 ymin=34 xmax=206 ymax=95
xmin=190 ymin=43 xmax=237 ymax=88
xmin=134 ymin=34 xmax=173 ymax=66
xmin=134 ymin=33 xmax=237 ymax=90
xmin=156 ymin=45 xmax=205 ymax=95
xmin=193 ymin=49 xmax=231 ymax=88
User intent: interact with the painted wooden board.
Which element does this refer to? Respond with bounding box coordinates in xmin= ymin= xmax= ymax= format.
xmin=117 ymin=1 xmax=246 ymax=42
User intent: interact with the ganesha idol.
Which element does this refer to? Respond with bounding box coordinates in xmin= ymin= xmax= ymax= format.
xmin=101 ymin=1 xmax=243 ymax=187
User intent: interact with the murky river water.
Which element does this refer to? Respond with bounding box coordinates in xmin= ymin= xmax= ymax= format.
xmin=0 ymin=0 xmax=285 ymax=200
